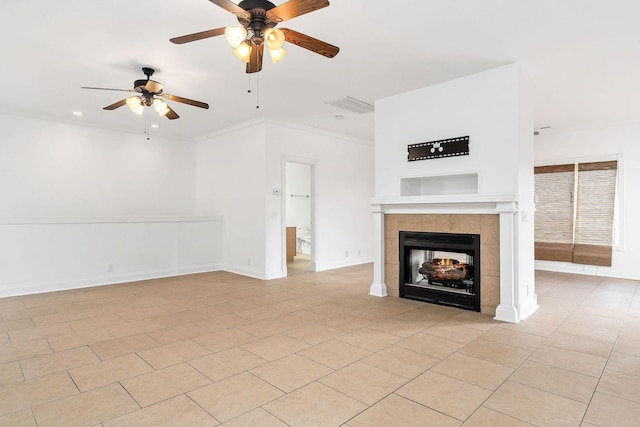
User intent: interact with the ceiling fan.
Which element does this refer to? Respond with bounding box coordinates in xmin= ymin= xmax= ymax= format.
xmin=82 ymin=67 xmax=209 ymax=119
xmin=170 ymin=0 xmax=339 ymax=74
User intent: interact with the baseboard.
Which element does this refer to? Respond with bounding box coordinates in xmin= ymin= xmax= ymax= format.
xmin=314 ymin=257 xmax=373 ymax=272
xmin=0 ymin=264 xmax=222 ymax=298
xmin=222 ymin=265 xmax=266 ymax=280
xmin=535 ymin=261 xmax=640 ymax=280
xmin=518 ymin=299 xmax=539 ymax=321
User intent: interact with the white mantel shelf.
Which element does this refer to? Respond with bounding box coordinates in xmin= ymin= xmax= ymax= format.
xmin=371 ymin=194 xmax=519 ymax=214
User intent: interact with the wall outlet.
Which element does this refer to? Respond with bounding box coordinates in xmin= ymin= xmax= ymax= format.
xmin=247 ymin=258 xmax=251 ymax=266
xmin=345 ymin=251 xmax=349 ymax=257
xmin=108 ymin=263 xmax=115 ymax=272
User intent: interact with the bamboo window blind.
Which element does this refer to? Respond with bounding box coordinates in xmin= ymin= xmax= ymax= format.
xmin=534 ymin=160 xmax=617 ymax=266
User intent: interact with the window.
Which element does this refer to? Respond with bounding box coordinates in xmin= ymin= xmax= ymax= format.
xmin=534 ymin=160 xmax=618 ymax=267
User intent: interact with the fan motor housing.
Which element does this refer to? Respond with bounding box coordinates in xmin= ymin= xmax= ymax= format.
xmin=238 ymin=0 xmax=276 ymax=11
xmin=237 ymin=0 xmax=277 ymax=36
xmin=134 ymin=80 xmax=148 ymax=92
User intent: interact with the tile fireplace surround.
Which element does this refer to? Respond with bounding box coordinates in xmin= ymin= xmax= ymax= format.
xmin=384 ymin=214 xmax=500 ymax=315
xmin=370 ymin=196 xmax=532 ymax=323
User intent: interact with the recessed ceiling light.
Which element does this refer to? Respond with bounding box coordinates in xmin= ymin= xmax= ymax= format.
xmin=72 ymin=111 xmax=83 ymax=116
xmin=151 ymin=124 xmax=159 ymax=129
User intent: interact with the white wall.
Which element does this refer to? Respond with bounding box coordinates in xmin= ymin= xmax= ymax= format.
xmin=0 ymin=114 xmax=196 ymax=217
xmin=375 ymin=64 xmax=527 ymax=198
xmin=196 ymin=119 xmax=375 ymax=280
xmin=0 ymin=218 xmax=223 ymax=297
xmin=196 ymin=122 xmax=267 ymax=278
xmin=0 ymin=113 xmax=222 ymax=297
xmin=534 ymin=123 xmax=640 ymax=280
xmin=266 ymin=121 xmax=375 ymax=276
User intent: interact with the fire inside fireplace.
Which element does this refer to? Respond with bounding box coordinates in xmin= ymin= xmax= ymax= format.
xmin=399 ymin=231 xmax=480 ymax=311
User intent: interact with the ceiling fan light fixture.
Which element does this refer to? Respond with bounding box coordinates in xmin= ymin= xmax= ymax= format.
xmin=233 ymin=41 xmax=252 ymax=63
xmin=268 ymin=47 xmax=287 ymax=64
xmin=153 ymin=98 xmax=170 ymax=116
xmin=126 ymin=96 xmax=144 ymax=115
xmin=225 ymin=26 xmax=248 ymax=48
xmin=264 ymin=28 xmax=285 ymax=50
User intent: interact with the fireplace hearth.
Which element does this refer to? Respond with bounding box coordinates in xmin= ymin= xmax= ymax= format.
xmin=399 ymin=231 xmax=480 ymax=311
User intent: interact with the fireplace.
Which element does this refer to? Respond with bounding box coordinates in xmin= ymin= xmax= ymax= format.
xmin=399 ymin=231 xmax=480 ymax=311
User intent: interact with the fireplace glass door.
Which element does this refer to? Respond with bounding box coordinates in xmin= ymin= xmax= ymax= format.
xmin=399 ymin=231 xmax=480 ymax=311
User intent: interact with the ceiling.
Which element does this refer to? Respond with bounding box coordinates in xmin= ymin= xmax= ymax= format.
xmin=1 ymin=0 xmax=638 ymax=142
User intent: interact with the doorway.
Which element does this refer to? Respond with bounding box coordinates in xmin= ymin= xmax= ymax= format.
xmin=285 ymin=161 xmax=313 ymax=275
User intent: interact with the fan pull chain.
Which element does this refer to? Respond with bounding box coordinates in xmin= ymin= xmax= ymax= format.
xmin=247 ymin=74 xmax=259 ymax=109
xmin=145 ymin=115 xmax=151 ymax=141
xmin=256 ymin=73 xmax=260 ymax=109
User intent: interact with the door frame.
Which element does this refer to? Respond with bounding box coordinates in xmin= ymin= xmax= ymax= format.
xmin=282 ymin=158 xmax=316 ymax=276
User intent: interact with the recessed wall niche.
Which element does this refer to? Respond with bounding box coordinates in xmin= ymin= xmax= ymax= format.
xmin=400 ymin=173 xmax=479 ymax=197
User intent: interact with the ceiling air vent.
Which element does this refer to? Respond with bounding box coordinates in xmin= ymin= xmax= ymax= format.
xmin=327 ymin=96 xmax=374 ymax=114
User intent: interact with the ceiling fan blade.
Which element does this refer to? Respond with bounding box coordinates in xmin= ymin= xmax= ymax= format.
xmin=208 ymin=0 xmax=251 ymax=20
xmin=144 ymin=80 xmax=164 ymax=93
xmin=162 ymin=93 xmax=209 ymax=109
xmin=246 ymin=43 xmax=264 ymax=74
xmin=82 ymin=86 xmax=136 ymax=93
xmin=170 ymin=27 xmax=225 ymax=44
xmin=165 ymin=105 xmax=180 ymax=120
xmin=267 ymin=0 xmax=329 ymax=22
xmin=281 ymin=28 xmax=339 ymax=58
xmin=103 ymin=99 xmax=128 ymax=110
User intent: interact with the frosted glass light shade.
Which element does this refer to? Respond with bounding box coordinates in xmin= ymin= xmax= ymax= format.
xmin=233 ymin=41 xmax=252 ymax=63
xmin=225 ymin=26 xmax=247 ymax=48
xmin=264 ymin=28 xmax=285 ymax=50
xmin=153 ymin=98 xmax=170 ymax=116
xmin=268 ymin=47 xmax=287 ymax=64
xmin=126 ymin=96 xmax=144 ymax=115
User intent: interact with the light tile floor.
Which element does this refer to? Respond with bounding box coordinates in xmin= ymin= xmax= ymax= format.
xmin=1 ymin=266 xmax=639 ymax=426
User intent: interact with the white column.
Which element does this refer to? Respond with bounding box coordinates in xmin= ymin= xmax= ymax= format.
xmin=369 ymin=206 xmax=387 ymax=297
xmin=494 ymin=202 xmax=519 ymax=323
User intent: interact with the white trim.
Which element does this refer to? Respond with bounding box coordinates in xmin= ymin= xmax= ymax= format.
xmin=0 ymin=264 xmax=222 ymax=298
xmin=0 ymin=216 xmax=223 ymax=225
xmin=0 ymin=110 xmax=195 ymax=143
xmin=535 ymin=260 xmax=640 ymax=281
xmin=534 ymin=153 xmax=620 ymax=167
xmin=195 ymin=117 xmax=373 ymax=146
xmin=614 ymin=153 xmax=625 ymax=250
xmin=282 ymin=159 xmax=317 ymax=276
xmin=315 ymin=258 xmax=373 ymax=272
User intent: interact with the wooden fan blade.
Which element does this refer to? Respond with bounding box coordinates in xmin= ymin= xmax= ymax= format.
xmin=165 ymin=105 xmax=180 ymax=120
xmin=145 ymin=80 xmax=164 ymax=93
xmin=267 ymin=0 xmax=329 ymax=22
xmin=281 ymin=28 xmax=339 ymax=58
xmin=170 ymin=27 xmax=225 ymax=44
xmin=162 ymin=93 xmax=209 ymax=109
xmin=103 ymin=99 xmax=127 ymax=110
xmin=82 ymin=87 xmax=136 ymax=93
xmin=246 ymin=43 xmax=264 ymax=74
xmin=208 ymin=0 xmax=250 ymax=20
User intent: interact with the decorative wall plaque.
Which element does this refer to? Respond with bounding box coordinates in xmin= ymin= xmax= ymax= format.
xmin=407 ymin=136 xmax=469 ymax=161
